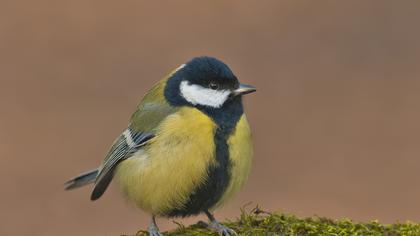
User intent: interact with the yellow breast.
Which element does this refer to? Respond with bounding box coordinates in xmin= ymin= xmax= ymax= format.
xmin=115 ymin=107 xmax=217 ymax=215
xmin=215 ymin=115 xmax=253 ymax=208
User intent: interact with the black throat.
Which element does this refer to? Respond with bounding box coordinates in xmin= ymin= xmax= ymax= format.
xmin=164 ymin=77 xmax=244 ymax=217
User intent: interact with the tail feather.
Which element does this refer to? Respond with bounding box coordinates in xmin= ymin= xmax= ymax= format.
xmin=65 ymin=169 xmax=98 ymax=190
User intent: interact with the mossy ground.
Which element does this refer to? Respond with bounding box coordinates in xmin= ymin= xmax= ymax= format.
xmin=130 ymin=206 xmax=420 ymax=236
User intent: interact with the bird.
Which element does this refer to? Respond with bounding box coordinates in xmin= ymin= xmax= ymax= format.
xmin=65 ymin=56 xmax=256 ymax=236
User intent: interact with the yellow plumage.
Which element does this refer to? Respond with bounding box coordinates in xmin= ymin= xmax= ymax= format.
xmin=116 ymin=110 xmax=253 ymax=216
xmin=116 ymin=107 xmax=218 ymax=215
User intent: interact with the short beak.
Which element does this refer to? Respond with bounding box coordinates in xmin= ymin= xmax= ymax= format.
xmin=232 ymin=84 xmax=257 ymax=97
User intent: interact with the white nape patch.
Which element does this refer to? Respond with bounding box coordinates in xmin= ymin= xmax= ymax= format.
xmin=123 ymin=129 xmax=135 ymax=148
xmin=180 ymin=80 xmax=231 ymax=108
xmin=174 ymin=64 xmax=186 ymax=72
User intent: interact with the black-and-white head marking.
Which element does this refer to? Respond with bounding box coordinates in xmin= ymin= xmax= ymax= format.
xmin=179 ymin=81 xmax=231 ymax=108
xmin=165 ymin=56 xmax=240 ymax=109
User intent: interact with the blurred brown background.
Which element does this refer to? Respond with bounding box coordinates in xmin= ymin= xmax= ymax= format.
xmin=1 ymin=0 xmax=420 ymax=235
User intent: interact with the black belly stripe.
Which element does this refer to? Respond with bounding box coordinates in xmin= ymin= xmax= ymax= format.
xmin=165 ymin=98 xmax=244 ymax=217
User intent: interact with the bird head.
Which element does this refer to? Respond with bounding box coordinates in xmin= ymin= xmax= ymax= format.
xmin=165 ymin=57 xmax=256 ymax=109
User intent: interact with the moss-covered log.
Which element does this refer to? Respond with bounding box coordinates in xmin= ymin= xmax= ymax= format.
xmin=129 ymin=206 xmax=420 ymax=236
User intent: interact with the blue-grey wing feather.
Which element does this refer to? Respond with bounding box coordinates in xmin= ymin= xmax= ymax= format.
xmin=90 ymin=128 xmax=154 ymax=200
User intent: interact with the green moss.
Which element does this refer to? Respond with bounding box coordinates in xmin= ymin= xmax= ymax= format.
xmin=130 ymin=206 xmax=420 ymax=236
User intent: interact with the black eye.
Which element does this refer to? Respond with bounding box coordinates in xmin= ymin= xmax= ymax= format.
xmin=209 ymin=82 xmax=219 ymax=90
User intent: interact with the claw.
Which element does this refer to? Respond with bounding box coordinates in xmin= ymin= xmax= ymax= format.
xmin=204 ymin=210 xmax=238 ymax=236
xmin=208 ymin=221 xmax=237 ymax=236
xmin=148 ymin=225 xmax=163 ymax=236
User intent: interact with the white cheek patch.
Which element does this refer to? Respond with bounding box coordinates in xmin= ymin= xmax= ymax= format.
xmin=180 ymin=81 xmax=231 ymax=108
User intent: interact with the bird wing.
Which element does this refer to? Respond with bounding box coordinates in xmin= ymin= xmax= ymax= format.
xmin=91 ymin=79 xmax=179 ymax=200
xmin=90 ymin=129 xmax=154 ymax=200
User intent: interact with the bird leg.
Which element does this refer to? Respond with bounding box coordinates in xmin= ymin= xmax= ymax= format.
xmin=148 ymin=215 xmax=163 ymax=236
xmin=204 ymin=210 xmax=237 ymax=236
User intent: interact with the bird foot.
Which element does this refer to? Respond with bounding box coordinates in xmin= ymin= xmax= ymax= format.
xmin=207 ymin=220 xmax=238 ymax=236
xmin=148 ymin=225 xmax=163 ymax=236
xmin=148 ymin=215 xmax=163 ymax=236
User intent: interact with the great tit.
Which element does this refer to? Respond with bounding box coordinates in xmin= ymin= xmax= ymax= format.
xmin=65 ymin=56 xmax=256 ymax=236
